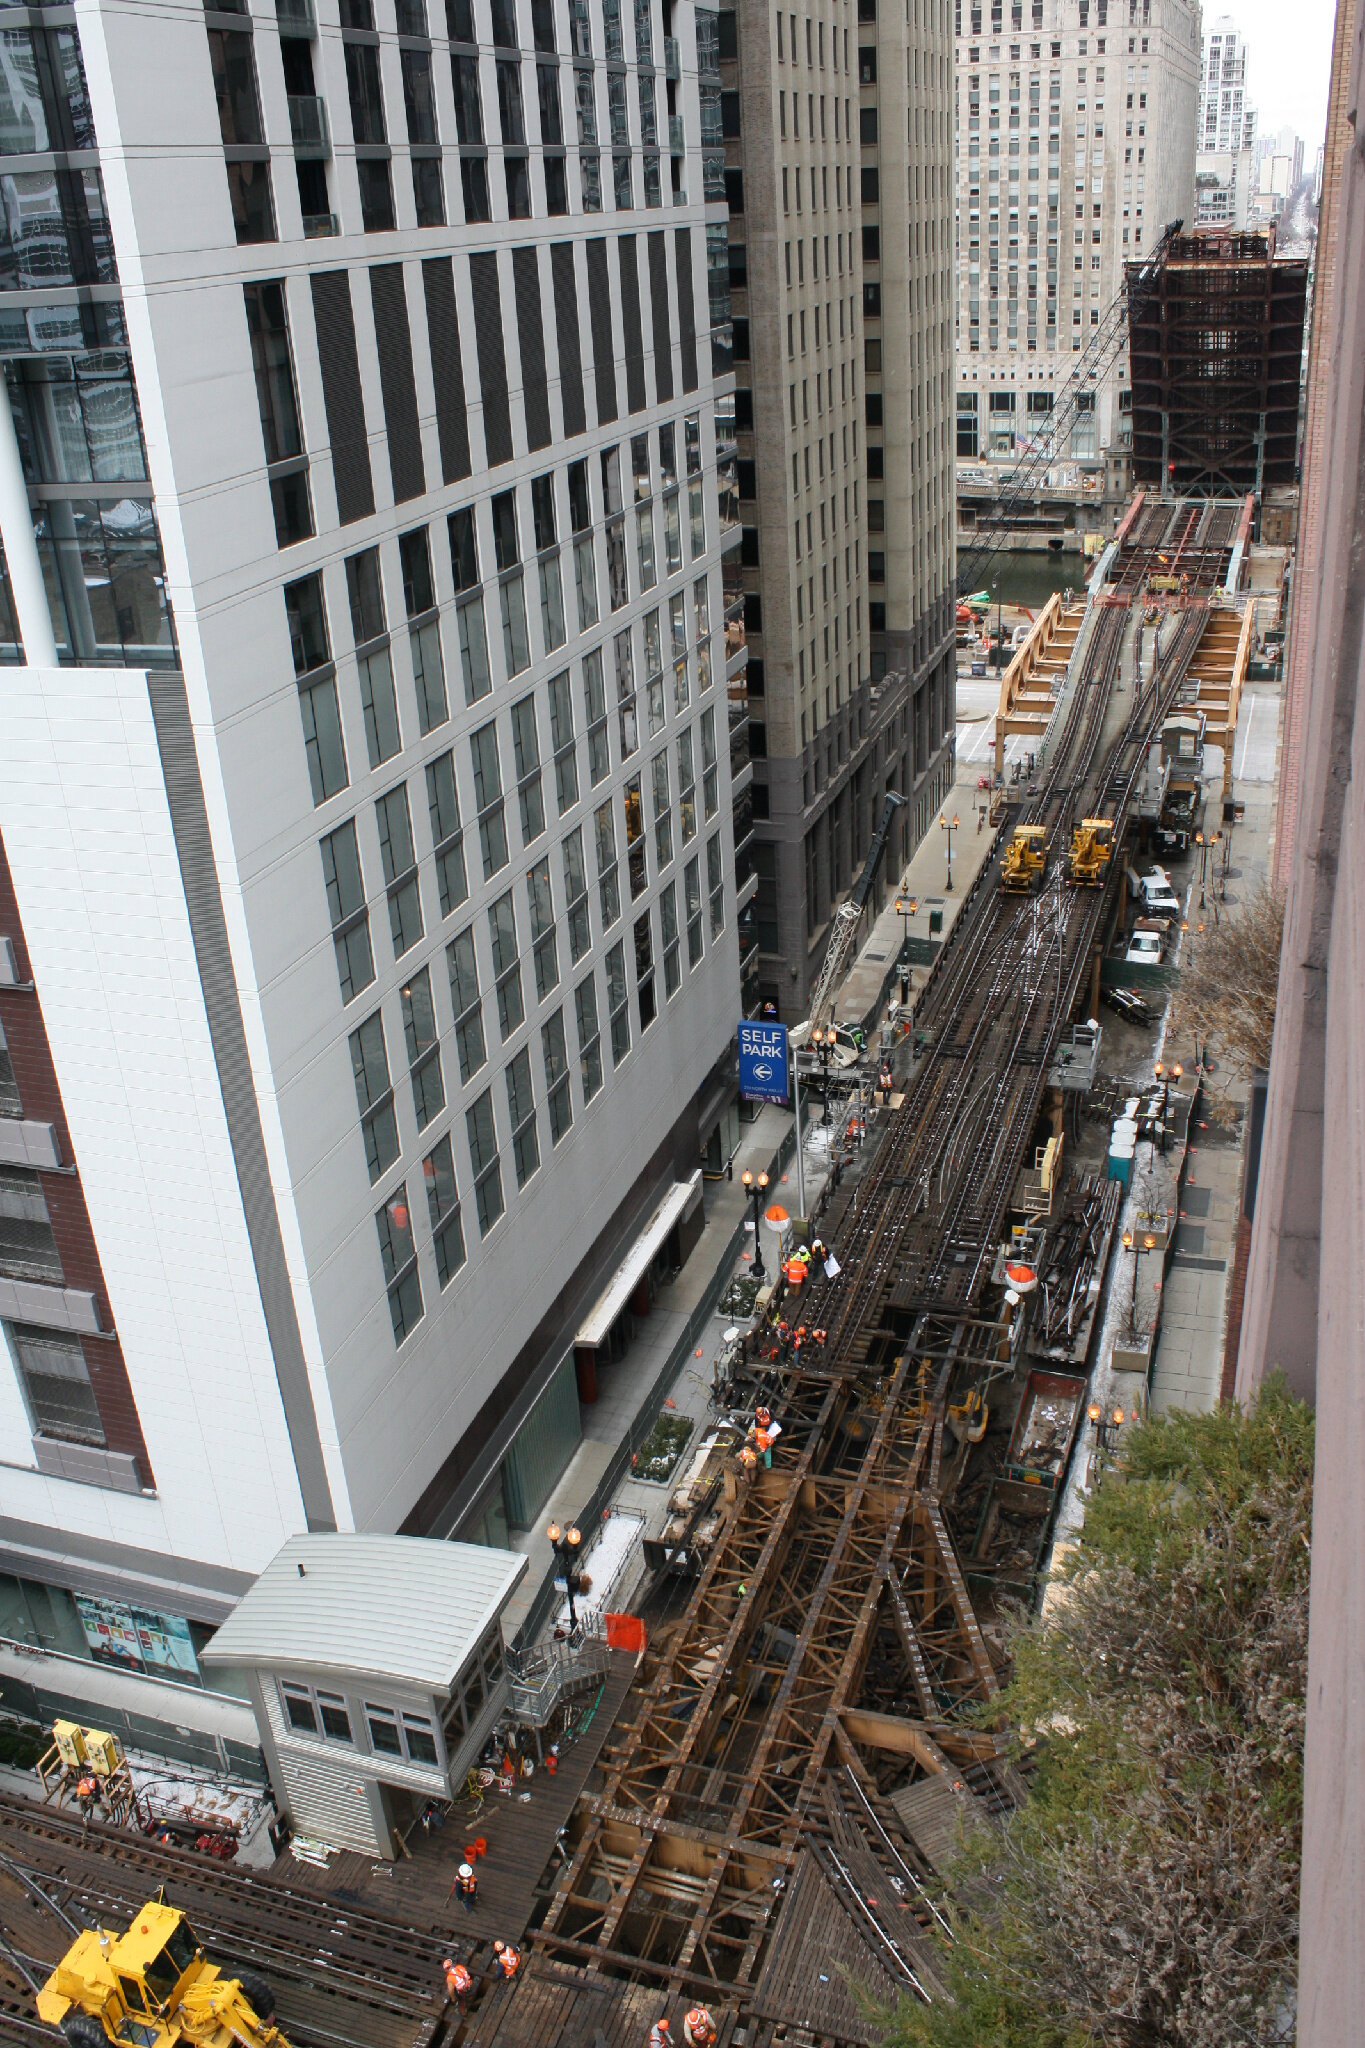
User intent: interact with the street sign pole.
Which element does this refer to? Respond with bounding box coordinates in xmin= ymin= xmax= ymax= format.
xmin=792 ymin=1058 xmax=807 ymax=1220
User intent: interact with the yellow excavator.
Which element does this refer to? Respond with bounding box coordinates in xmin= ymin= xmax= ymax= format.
xmin=36 ymin=1897 xmax=288 ymax=2046
xmin=1000 ymin=823 xmax=1047 ymax=893
xmin=1067 ymin=817 xmax=1114 ymax=886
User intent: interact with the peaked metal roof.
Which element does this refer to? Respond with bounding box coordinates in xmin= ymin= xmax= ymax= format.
xmin=200 ymin=1534 xmax=527 ymax=1690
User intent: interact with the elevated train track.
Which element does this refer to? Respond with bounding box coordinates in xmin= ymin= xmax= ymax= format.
xmin=511 ymin=502 xmax=1239 ymax=2044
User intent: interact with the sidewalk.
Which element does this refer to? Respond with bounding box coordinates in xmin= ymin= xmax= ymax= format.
xmin=1052 ymin=672 xmax=1283 ymax=1554
xmin=500 ymin=1101 xmax=796 ymax=1644
xmin=1148 ymin=671 xmax=1279 ymax=1417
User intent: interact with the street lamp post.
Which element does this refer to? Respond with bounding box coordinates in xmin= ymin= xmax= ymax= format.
xmin=546 ymin=1521 xmax=583 ymax=1626
xmin=809 ymin=1028 xmax=836 ymax=1126
xmin=894 ymin=895 xmax=919 ymax=1006
xmin=939 ymin=813 xmax=960 ymax=891
xmin=1087 ymin=1400 xmax=1128 ymax=1455
xmin=1121 ymin=1228 xmax=1158 ymax=1339
xmin=740 ymin=1168 xmax=770 ymax=1281
xmin=1153 ymin=1061 xmax=1183 ymax=1156
xmin=1193 ymin=828 xmax=1221 ymax=910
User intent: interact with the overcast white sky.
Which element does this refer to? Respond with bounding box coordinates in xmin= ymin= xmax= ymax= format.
xmin=1210 ymin=0 xmax=1338 ymax=152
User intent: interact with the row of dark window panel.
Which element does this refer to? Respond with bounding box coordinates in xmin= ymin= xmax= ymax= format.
xmin=215 ymin=28 xmax=670 ymax=157
xmin=227 ymin=144 xmax=676 ymax=246
xmin=367 ymin=858 xmax=723 ymax=1342
xmin=264 ymin=390 xmax=705 ymax=645
xmin=318 ymin=664 xmax=721 ymax=1032
xmin=211 ymin=0 xmax=668 ymax=68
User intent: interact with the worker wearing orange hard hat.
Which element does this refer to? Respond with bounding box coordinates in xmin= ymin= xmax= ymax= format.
xmin=649 ymin=2018 xmax=672 ymax=2048
xmin=443 ymin=1958 xmax=473 ymax=2010
xmin=492 ymin=1939 xmax=521 ymax=1979
xmin=684 ymin=2008 xmax=717 ymax=2048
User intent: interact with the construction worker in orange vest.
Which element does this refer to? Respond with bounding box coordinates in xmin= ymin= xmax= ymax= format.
xmin=456 ymin=1861 xmax=478 ymax=1911
xmin=684 ymin=2007 xmax=717 ymax=2048
xmin=492 ymin=1939 xmax=521 ymax=1980
xmin=649 ymin=2017 xmax=671 ymax=2048
xmin=443 ymin=1958 xmax=473 ymax=2010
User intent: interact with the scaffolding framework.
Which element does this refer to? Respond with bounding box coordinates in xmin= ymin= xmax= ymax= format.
xmin=1127 ymin=231 xmax=1308 ymax=499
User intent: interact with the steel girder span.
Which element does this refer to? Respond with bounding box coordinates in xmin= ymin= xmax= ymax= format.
xmin=534 ymin=1346 xmax=1000 ymax=1998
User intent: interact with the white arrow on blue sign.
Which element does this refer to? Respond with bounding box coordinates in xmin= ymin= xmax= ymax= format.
xmin=738 ymin=1021 xmax=790 ymax=1105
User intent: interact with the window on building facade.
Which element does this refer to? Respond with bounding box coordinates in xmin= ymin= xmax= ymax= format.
xmin=447 ymin=926 xmax=486 ymax=1081
xmin=562 ymin=824 xmax=591 ymax=963
xmin=511 ymin=692 xmax=545 ymax=843
xmin=375 ymin=782 xmax=424 ymax=956
xmin=470 ymin=720 xmax=510 ymax=876
xmin=466 ymin=1089 xmax=504 ymax=1234
xmin=426 ymin=751 xmax=468 ymax=916
xmin=488 ymin=890 xmax=524 ymax=1039
xmin=505 ymin=1045 xmax=539 ymax=1187
xmin=541 ymin=1008 xmax=572 ymax=1142
xmin=242 ymin=280 xmax=311 ymax=544
xmin=376 ymin=1183 xmax=422 ymax=1341
xmin=349 ymin=1008 xmax=399 ymax=1181
xmin=7 ymin=1324 xmax=103 ymax=1445
xmin=423 ymin=1131 xmax=466 ymax=1286
xmin=526 ymin=854 xmax=558 ymax=998
xmin=605 ymin=939 xmax=630 ymax=1064
xmin=548 ymin=669 xmax=579 ymax=813
xmin=320 ymin=819 xmax=375 ymax=1002
xmin=573 ymin=972 xmax=603 ymax=1100
xmin=401 ymin=963 xmax=444 ymax=1129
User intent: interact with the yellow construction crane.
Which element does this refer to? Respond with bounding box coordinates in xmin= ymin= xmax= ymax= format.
xmin=37 ymin=1898 xmax=287 ymax=2047
xmin=1000 ymin=824 xmax=1047 ymax=893
xmin=1067 ymin=817 xmax=1114 ymax=886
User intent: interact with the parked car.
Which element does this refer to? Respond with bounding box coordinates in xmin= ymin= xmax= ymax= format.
xmin=1140 ymin=868 xmax=1183 ymax=922
xmin=1125 ymin=918 xmax=1169 ymax=967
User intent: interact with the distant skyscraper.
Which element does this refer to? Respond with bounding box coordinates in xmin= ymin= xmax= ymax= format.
xmin=1199 ymin=12 xmax=1256 ymax=153
xmin=952 ymin=0 xmax=1200 ymax=474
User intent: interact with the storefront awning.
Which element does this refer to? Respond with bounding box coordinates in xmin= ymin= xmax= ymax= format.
xmin=575 ymin=1172 xmax=702 ymax=1348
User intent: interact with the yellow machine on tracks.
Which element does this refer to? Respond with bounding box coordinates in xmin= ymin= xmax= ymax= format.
xmin=37 ymin=1898 xmax=287 ymax=2047
xmin=1067 ymin=816 xmax=1114 ymax=886
xmin=1000 ymin=823 xmax=1047 ymax=892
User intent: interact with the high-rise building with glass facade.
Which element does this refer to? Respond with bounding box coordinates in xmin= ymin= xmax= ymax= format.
xmin=0 ymin=0 xmax=741 ymax=1691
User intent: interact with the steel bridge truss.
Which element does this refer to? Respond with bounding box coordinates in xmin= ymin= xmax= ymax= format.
xmin=538 ymin=1342 xmax=1001 ymax=1997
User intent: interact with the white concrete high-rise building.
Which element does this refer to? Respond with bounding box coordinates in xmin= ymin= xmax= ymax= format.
xmin=1199 ymin=12 xmax=1256 ymax=154
xmin=953 ymin=0 xmax=1199 ymax=476
xmin=0 ymin=0 xmax=742 ymax=1702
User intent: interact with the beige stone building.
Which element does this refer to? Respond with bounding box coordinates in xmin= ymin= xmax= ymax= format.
xmin=953 ymin=0 xmax=1199 ymax=479
xmin=720 ymin=0 xmax=957 ymax=1017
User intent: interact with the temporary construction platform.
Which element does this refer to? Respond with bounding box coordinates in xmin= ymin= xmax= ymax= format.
xmin=1127 ymin=231 xmax=1308 ymax=499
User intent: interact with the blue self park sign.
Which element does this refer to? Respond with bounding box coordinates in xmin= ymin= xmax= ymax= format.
xmin=738 ymin=1020 xmax=791 ymax=1106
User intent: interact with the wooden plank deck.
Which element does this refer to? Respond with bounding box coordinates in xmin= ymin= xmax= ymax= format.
xmin=749 ymin=1849 xmax=901 ymax=2043
xmin=269 ymin=1651 xmax=638 ymax=1944
xmin=463 ymin=1959 xmax=666 ymax=2048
